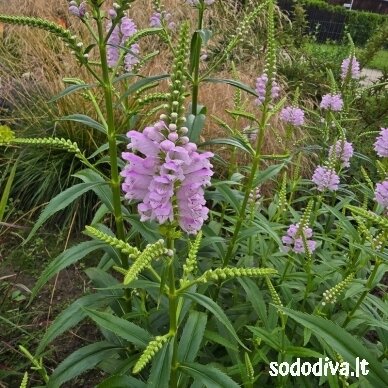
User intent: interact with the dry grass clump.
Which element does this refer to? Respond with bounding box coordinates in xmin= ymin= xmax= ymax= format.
xmin=0 ymin=0 xmax=315 ymax=227
xmin=0 ymin=0 xmax=308 ymax=165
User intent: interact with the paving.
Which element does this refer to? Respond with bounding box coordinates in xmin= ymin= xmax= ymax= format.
xmin=360 ymin=68 xmax=384 ymax=86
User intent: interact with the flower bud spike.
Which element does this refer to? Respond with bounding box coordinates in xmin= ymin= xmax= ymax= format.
xmin=198 ymin=267 xmax=277 ymax=283
xmin=84 ymin=226 xmax=140 ymax=258
xmin=182 ymin=231 xmax=202 ymax=283
xmin=321 ymin=274 xmax=354 ymax=306
xmin=265 ymin=276 xmax=283 ymax=307
xmin=133 ymin=334 xmax=170 ymax=374
xmin=124 ymin=240 xmax=168 ymax=285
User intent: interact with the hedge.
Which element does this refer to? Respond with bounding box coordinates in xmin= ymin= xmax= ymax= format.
xmin=277 ymin=0 xmax=388 ymax=45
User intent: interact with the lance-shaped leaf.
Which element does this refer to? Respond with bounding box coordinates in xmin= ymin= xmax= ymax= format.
xmin=279 ymin=308 xmax=388 ymax=388
xmin=182 ymin=292 xmax=247 ymax=350
xmin=47 ymin=342 xmax=121 ymax=387
xmin=24 ymin=182 xmax=104 ymax=244
xmin=178 ymin=311 xmax=207 ymax=363
xmin=57 ymin=114 xmax=107 ymax=134
xmin=30 ymin=240 xmax=105 ymax=301
xmin=84 ymin=309 xmax=152 ymax=348
xmin=36 ymin=293 xmax=114 ymax=355
xmin=179 ymin=362 xmax=240 ymax=388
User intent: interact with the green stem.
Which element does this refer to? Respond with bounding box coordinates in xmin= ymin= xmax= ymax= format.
xmin=96 ymin=14 xmax=127 ymax=269
xmin=167 ymin=236 xmax=179 ymax=388
xmin=191 ymin=4 xmax=204 ymax=115
xmin=302 ymin=258 xmax=312 ymax=306
xmin=222 ymin=108 xmax=268 ymax=267
xmin=87 ymin=90 xmax=108 ymax=128
xmin=343 ymin=258 xmax=382 ymax=327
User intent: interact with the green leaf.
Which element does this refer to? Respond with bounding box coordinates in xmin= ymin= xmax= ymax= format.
xmin=84 ymin=268 xmax=126 ymax=316
xmin=279 ymin=308 xmax=388 ymax=388
xmin=187 ymin=108 xmax=206 ymax=144
xmin=179 ymin=362 xmax=240 ymax=388
xmin=84 ymin=309 xmax=152 ymax=348
xmin=57 ymin=114 xmax=107 ymax=134
xmin=112 ymin=72 xmax=136 ymax=83
xmin=225 ymin=109 xmax=257 ymax=122
xmin=247 ymin=326 xmax=280 ymax=351
xmin=178 ymin=311 xmax=207 ymax=363
xmin=97 ymin=375 xmax=146 ymax=388
xmin=47 ymin=342 xmax=120 ymax=387
xmin=182 ymin=292 xmax=247 ymax=350
xmin=284 ymin=346 xmax=324 ymax=358
xmin=214 ymin=183 xmax=242 ymax=213
xmin=36 ymin=293 xmax=112 ymax=355
xmin=49 ymin=83 xmax=95 ymax=102
xmin=198 ymin=28 xmax=212 ymax=45
xmin=74 ymin=169 xmax=114 ymax=212
xmin=121 ymin=74 xmax=169 ymax=100
xmin=203 ymin=77 xmax=257 ymax=96
xmin=30 ymin=240 xmax=105 ymax=301
xmin=0 ymin=160 xmax=17 ymax=221
xmin=190 ymin=31 xmax=202 ymax=74
xmin=24 ymin=182 xmax=103 ymax=244
xmin=147 ymin=339 xmax=173 ymax=388
xmin=201 ymin=137 xmax=254 ymax=155
xmin=203 ymin=330 xmax=238 ymax=351
xmin=125 ymin=215 xmax=160 ymax=242
xmin=253 ymin=163 xmax=285 ymax=186
xmin=238 ymin=278 xmax=268 ymax=328
xmin=322 ymin=203 xmax=359 ymax=241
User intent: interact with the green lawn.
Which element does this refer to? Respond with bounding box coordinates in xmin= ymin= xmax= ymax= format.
xmin=304 ymin=42 xmax=388 ymax=71
xmin=368 ymin=49 xmax=388 ymax=71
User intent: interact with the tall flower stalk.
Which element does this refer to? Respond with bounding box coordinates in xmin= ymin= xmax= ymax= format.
xmin=190 ymin=0 xmax=206 ymax=115
xmin=222 ymin=0 xmax=277 ymax=267
xmin=120 ymin=22 xmax=213 ymax=386
xmin=95 ymin=8 xmax=127 ymax=266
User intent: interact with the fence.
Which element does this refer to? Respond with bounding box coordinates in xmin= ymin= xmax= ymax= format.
xmin=278 ymin=0 xmax=387 ymax=44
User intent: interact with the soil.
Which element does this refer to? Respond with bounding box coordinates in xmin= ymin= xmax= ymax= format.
xmin=0 ymin=230 xmax=105 ymax=387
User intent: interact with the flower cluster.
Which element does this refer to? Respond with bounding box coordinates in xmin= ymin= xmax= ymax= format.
xmin=341 ymin=56 xmax=360 ymax=80
xmin=150 ymin=11 xmax=175 ymax=30
xmin=311 ymin=166 xmax=340 ymax=192
xmin=329 ymin=140 xmax=354 ymax=168
xmin=374 ymin=127 xmax=388 ymax=157
xmin=121 ymin=121 xmax=213 ymax=234
xmin=375 ymin=181 xmax=388 ymax=209
xmin=107 ymin=16 xmax=139 ymax=71
xmin=282 ymin=223 xmax=317 ymax=254
xmin=255 ymin=73 xmax=280 ymax=106
xmin=0 ymin=125 xmax=15 ymax=143
xmin=280 ymin=106 xmax=305 ymax=126
xmin=68 ymin=1 xmax=86 ymax=18
xmin=320 ymin=93 xmax=343 ymax=111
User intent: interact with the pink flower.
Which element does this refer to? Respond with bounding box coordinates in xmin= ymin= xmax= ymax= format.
xmin=255 ymin=73 xmax=280 ymax=106
xmin=282 ymin=223 xmax=317 ymax=254
xmin=280 ymin=106 xmax=305 ymax=126
xmin=121 ymin=121 xmax=213 ymax=234
xmin=341 ymin=56 xmax=360 ymax=80
xmin=375 ymin=181 xmax=388 ymax=208
xmin=312 ymin=166 xmax=340 ymax=191
xmin=106 ymin=17 xmax=140 ymax=70
xmin=374 ymin=128 xmax=388 ymax=157
xmin=320 ymin=94 xmax=343 ymax=111
xmin=329 ymin=140 xmax=354 ymax=168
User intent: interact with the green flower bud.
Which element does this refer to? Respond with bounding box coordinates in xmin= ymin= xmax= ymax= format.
xmin=133 ymin=334 xmax=170 ymax=374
